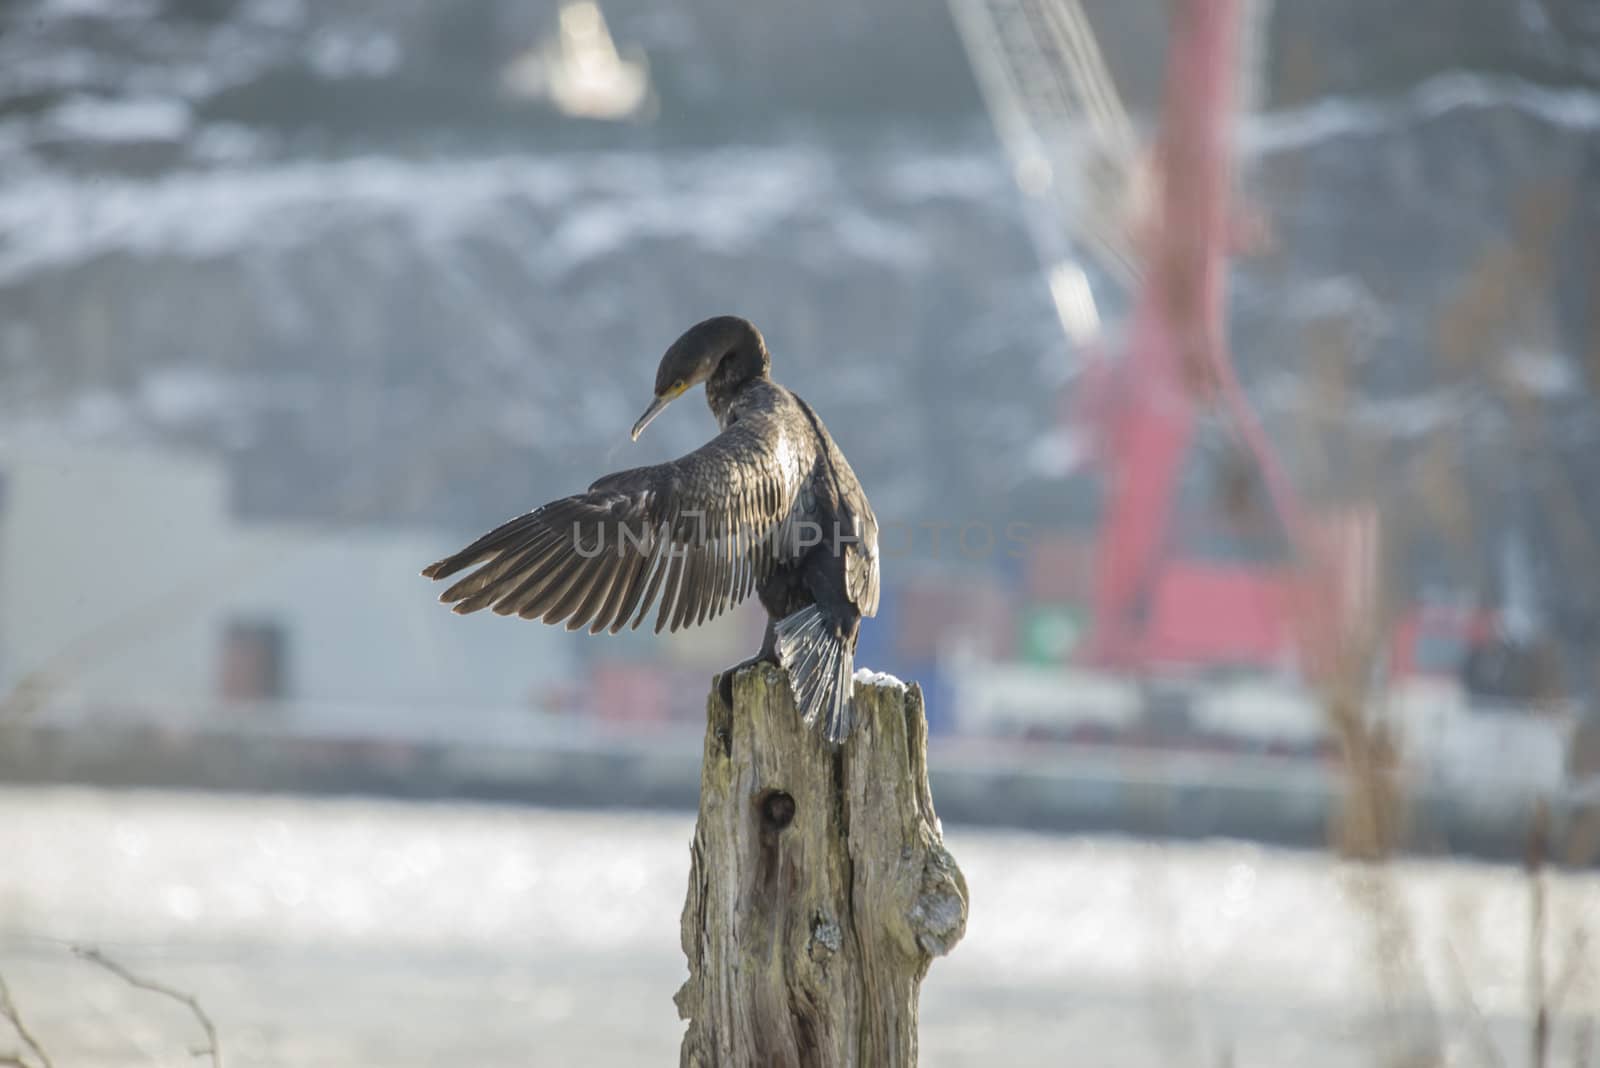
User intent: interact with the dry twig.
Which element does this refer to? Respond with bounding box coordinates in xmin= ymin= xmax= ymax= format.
xmin=1527 ymin=805 xmax=1550 ymax=1068
xmin=0 ymin=972 xmax=52 ymax=1068
xmin=72 ymin=946 xmax=221 ymax=1068
xmin=1440 ymin=937 xmax=1505 ymax=1068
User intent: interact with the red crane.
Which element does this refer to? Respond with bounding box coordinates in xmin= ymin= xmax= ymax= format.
xmin=953 ymin=0 xmax=1549 ymax=746
xmin=951 ymin=0 xmax=1375 ymax=681
xmin=1084 ymin=0 xmax=1313 ymax=672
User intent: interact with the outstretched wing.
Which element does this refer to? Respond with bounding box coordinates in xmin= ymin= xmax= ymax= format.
xmin=422 ymin=419 xmax=809 ymax=634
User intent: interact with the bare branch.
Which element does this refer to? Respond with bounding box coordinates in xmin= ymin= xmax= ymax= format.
xmin=72 ymin=946 xmax=220 ymax=1068
xmin=1526 ymin=804 xmax=1550 ymax=1068
xmin=1544 ymin=925 xmax=1591 ymax=1018
xmin=0 ymin=972 xmax=53 ymax=1068
xmin=1440 ymin=938 xmax=1504 ymax=1068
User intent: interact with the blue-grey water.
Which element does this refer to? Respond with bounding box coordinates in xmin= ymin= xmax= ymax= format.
xmin=0 ymin=787 xmax=1594 ymax=1066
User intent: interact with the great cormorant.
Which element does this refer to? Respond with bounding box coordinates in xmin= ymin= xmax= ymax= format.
xmin=421 ymin=316 xmax=880 ymax=743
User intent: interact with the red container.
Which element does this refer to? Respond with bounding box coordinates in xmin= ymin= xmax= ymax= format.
xmin=1024 ymin=533 xmax=1096 ymax=604
xmin=589 ymin=661 xmax=670 ymax=724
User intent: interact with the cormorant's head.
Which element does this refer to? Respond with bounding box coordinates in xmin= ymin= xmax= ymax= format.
xmin=631 ymin=316 xmax=765 ymax=440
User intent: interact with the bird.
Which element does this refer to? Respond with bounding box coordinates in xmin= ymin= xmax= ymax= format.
xmin=421 ymin=315 xmax=880 ymax=743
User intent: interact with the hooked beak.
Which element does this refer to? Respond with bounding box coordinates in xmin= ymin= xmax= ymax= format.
xmin=630 ymin=393 xmax=674 ymax=441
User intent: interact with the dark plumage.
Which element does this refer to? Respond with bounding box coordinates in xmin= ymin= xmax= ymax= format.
xmin=421 ymin=316 xmax=880 ymax=743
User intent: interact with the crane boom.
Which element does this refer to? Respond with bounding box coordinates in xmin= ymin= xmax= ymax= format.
xmin=952 ymin=0 xmax=1311 ymax=671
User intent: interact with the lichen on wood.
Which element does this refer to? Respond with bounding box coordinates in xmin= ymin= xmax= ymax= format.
xmin=676 ymin=664 xmax=967 ymax=1068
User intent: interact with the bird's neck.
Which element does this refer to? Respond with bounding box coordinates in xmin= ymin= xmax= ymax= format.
xmin=705 ymin=343 xmax=770 ymax=423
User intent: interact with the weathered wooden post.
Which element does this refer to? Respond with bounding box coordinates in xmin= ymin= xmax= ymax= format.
xmin=676 ymin=664 xmax=967 ymax=1068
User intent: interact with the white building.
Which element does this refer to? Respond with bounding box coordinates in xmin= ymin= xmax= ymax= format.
xmin=0 ymin=438 xmax=577 ymax=738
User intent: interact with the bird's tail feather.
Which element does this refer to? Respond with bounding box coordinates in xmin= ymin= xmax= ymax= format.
xmin=774 ymin=605 xmax=855 ymax=744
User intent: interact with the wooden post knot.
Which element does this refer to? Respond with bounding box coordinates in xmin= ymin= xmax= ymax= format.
xmin=909 ymin=844 xmax=967 ymax=958
xmin=808 ymin=912 xmax=843 ymax=961
xmin=759 ymin=789 xmax=797 ymax=831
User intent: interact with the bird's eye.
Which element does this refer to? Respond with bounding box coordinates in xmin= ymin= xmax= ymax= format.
xmin=672 ymin=378 xmax=686 ymax=391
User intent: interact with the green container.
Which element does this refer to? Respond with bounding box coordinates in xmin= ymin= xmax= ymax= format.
xmin=1020 ymin=603 xmax=1089 ymax=665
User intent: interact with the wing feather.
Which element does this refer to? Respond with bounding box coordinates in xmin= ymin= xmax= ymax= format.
xmin=591 ymin=523 xmax=651 ymax=634
xmin=630 ymin=539 xmax=672 ymax=631
xmin=423 ymin=416 xmax=809 ymax=633
xmin=567 ymin=549 xmax=622 ymax=633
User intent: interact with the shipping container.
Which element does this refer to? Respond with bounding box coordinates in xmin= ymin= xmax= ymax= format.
xmin=589 ymin=660 xmax=670 ymax=724
xmin=853 ymin=578 xmax=899 ymax=672
xmin=1017 ymin=603 xmax=1090 ymax=665
xmin=895 ymin=656 xmax=954 ymax=736
xmin=1023 ymin=532 xmax=1097 ymax=603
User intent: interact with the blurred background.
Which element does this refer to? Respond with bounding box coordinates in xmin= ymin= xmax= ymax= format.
xmin=1 ymin=0 xmax=1599 ymax=1064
